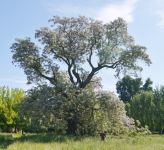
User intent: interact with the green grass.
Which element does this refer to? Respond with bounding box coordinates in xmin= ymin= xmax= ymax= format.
xmin=0 ymin=133 xmax=164 ymax=150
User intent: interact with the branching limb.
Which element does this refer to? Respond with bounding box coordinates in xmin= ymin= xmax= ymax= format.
xmin=87 ymin=48 xmax=94 ymax=69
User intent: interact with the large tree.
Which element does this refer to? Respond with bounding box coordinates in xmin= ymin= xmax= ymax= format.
xmin=11 ymin=16 xmax=151 ymax=89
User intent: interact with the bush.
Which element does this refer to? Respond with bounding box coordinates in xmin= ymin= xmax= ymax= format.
xmin=20 ymin=85 xmax=135 ymax=135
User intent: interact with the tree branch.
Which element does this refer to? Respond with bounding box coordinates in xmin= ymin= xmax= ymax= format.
xmin=79 ymin=59 xmax=124 ymax=88
xmin=79 ymin=65 xmax=103 ymax=88
xmin=72 ymin=65 xmax=82 ymax=86
xmin=67 ymin=60 xmax=75 ymax=84
xmin=87 ymin=48 xmax=94 ymax=69
xmin=37 ymin=70 xmax=56 ymax=85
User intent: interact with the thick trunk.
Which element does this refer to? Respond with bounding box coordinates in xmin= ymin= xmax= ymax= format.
xmin=66 ymin=118 xmax=77 ymax=135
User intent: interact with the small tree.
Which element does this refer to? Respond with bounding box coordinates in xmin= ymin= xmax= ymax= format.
xmin=0 ymin=87 xmax=24 ymax=132
xmin=127 ymin=91 xmax=155 ymax=131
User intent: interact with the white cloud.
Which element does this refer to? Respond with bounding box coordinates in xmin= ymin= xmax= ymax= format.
xmin=46 ymin=3 xmax=82 ymax=16
xmin=46 ymin=2 xmax=97 ymax=17
xmin=156 ymin=11 xmax=164 ymax=29
xmin=96 ymin=0 xmax=138 ymax=23
xmin=151 ymin=0 xmax=164 ymax=29
xmin=45 ymin=0 xmax=138 ymax=21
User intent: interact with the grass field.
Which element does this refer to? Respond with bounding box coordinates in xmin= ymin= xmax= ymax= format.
xmin=0 ymin=133 xmax=164 ymax=150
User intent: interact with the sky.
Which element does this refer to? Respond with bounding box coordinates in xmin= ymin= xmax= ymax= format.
xmin=1 ymin=0 xmax=164 ymax=92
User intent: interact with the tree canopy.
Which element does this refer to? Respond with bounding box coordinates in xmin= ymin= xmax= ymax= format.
xmin=116 ymin=75 xmax=142 ymax=102
xmin=11 ymin=16 xmax=151 ymax=89
xmin=116 ymin=76 xmax=153 ymax=102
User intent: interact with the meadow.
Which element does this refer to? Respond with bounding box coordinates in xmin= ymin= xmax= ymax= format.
xmin=0 ymin=133 xmax=164 ymax=150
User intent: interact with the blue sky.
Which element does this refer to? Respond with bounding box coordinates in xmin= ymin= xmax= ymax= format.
xmin=1 ymin=0 xmax=164 ymax=92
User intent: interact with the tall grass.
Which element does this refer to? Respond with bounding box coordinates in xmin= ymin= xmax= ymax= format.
xmin=0 ymin=133 xmax=164 ymax=150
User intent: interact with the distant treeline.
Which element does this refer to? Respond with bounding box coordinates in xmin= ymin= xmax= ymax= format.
xmin=116 ymin=76 xmax=164 ymax=134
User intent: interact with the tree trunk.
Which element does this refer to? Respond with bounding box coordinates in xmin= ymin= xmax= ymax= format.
xmin=66 ymin=118 xmax=77 ymax=135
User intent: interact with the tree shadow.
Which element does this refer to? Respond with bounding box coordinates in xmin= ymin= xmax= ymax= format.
xmin=0 ymin=134 xmax=15 ymax=149
xmin=0 ymin=133 xmax=88 ymax=149
xmin=19 ymin=134 xmax=69 ymax=143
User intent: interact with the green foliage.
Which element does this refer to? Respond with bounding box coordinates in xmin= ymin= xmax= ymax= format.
xmin=142 ymin=78 xmax=153 ymax=91
xmin=127 ymin=91 xmax=155 ymax=130
xmin=127 ymin=89 xmax=164 ymax=133
xmin=0 ymin=87 xmax=25 ymax=132
xmin=20 ymin=85 xmax=133 ymax=135
xmin=11 ymin=16 xmax=151 ymax=89
xmin=21 ymin=85 xmax=97 ymax=135
xmin=153 ymin=87 xmax=164 ymax=133
xmin=20 ymin=85 xmax=67 ymax=134
xmin=116 ymin=76 xmax=153 ymax=102
xmin=116 ymin=76 xmax=142 ymax=102
xmin=95 ymin=91 xmax=134 ymax=135
xmin=10 ymin=16 xmax=152 ymax=136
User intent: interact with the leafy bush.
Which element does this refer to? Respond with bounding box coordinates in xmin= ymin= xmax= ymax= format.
xmin=20 ymin=85 xmax=135 ymax=135
xmin=95 ymin=91 xmax=135 ymax=135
